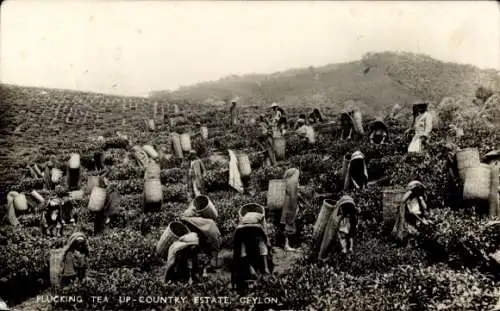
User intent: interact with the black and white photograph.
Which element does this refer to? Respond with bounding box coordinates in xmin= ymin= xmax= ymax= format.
xmin=1 ymin=1 xmax=499 ymax=310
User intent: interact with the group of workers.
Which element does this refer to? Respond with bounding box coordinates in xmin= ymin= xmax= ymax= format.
xmin=2 ymin=95 xmax=499 ymax=310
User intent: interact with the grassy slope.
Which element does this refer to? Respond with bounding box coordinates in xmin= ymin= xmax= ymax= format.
xmin=150 ymin=51 xmax=500 ymax=113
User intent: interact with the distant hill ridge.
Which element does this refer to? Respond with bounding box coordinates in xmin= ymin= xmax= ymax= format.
xmin=150 ymin=51 xmax=500 ymax=115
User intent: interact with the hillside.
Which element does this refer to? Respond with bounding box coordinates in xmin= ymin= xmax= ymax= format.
xmin=150 ymin=51 xmax=500 ymax=115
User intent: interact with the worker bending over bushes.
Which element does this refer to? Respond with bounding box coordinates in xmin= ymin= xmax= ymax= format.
xmin=392 ymin=180 xmax=431 ymax=243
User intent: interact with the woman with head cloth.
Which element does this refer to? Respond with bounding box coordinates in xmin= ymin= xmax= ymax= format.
xmin=343 ymin=151 xmax=369 ymax=191
xmin=369 ymin=119 xmax=389 ymax=144
xmin=392 ymin=180 xmax=431 ymax=242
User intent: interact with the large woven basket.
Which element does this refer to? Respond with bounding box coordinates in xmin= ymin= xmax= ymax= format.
xmin=148 ymin=119 xmax=155 ymax=131
xmin=266 ymin=179 xmax=287 ymax=211
xmin=88 ymin=186 xmax=106 ymax=212
xmin=201 ymin=126 xmax=209 ymax=140
xmin=189 ymin=195 xmax=218 ymax=220
xmin=456 ymin=148 xmax=480 ymax=181
xmin=489 ymin=164 xmax=499 ymax=217
xmin=142 ymin=145 xmax=159 ymax=159
xmin=382 ymin=188 xmax=407 ymax=230
xmin=352 ymin=109 xmax=364 ymax=134
xmin=463 ymin=164 xmax=491 ymax=200
xmin=273 ymin=136 xmax=286 ymax=160
xmin=180 ymin=133 xmax=192 ymax=152
xmin=312 ymin=199 xmax=336 ymax=242
xmin=13 ymin=193 xmax=28 ymax=211
xmin=171 ymin=133 xmax=183 ymax=159
xmin=50 ymin=249 xmax=65 ymax=287
xmin=237 ymin=153 xmax=252 ymax=177
xmin=144 ymin=178 xmax=163 ymax=203
xmin=69 ymin=153 xmax=80 ymax=169
xmin=238 ymin=203 xmax=265 ymax=223
xmin=156 ymin=221 xmax=190 ymax=258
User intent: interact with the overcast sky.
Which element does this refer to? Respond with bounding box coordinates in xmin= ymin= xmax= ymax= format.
xmin=1 ymin=1 xmax=499 ymax=97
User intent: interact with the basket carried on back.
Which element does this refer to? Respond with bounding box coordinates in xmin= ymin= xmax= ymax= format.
xmin=489 ymin=164 xmax=499 ymax=217
xmin=69 ymin=153 xmax=80 ymax=169
xmin=171 ymin=133 xmax=183 ymax=159
xmin=88 ymin=186 xmax=106 ymax=212
xmin=50 ymin=249 xmax=65 ymax=287
xmin=180 ymin=133 xmax=192 ymax=152
xmin=266 ymin=179 xmax=287 ymax=211
xmin=463 ymin=164 xmax=491 ymax=200
xmin=237 ymin=153 xmax=252 ymax=178
xmin=352 ymin=109 xmax=364 ymax=134
xmin=382 ymin=188 xmax=407 ymax=230
xmin=188 ymin=195 xmax=218 ymax=220
xmin=201 ymin=126 xmax=208 ymax=140
xmin=156 ymin=221 xmax=191 ymax=258
xmin=272 ymin=136 xmax=286 ymax=160
xmin=312 ymin=199 xmax=335 ymax=242
xmin=144 ymin=178 xmax=162 ymax=203
xmin=238 ymin=203 xmax=265 ymax=223
xmin=13 ymin=193 xmax=28 ymax=211
xmin=456 ymin=148 xmax=480 ymax=181
xmin=148 ymin=119 xmax=155 ymax=131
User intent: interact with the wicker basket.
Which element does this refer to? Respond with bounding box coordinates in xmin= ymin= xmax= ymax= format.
xmin=148 ymin=119 xmax=155 ymax=131
xmin=352 ymin=109 xmax=364 ymax=134
xmin=489 ymin=164 xmax=499 ymax=217
xmin=50 ymin=249 xmax=64 ymax=287
xmin=266 ymin=179 xmax=287 ymax=211
xmin=238 ymin=203 xmax=265 ymax=223
xmin=69 ymin=153 xmax=80 ymax=169
xmin=463 ymin=164 xmax=491 ymax=200
xmin=273 ymin=136 xmax=286 ymax=160
xmin=156 ymin=221 xmax=190 ymax=258
xmin=171 ymin=133 xmax=183 ymax=159
xmin=312 ymin=199 xmax=336 ymax=242
xmin=142 ymin=145 xmax=159 ymax=159
xmin=180 ymin=133 xmax=192 ymax=152
xmin=144 ymin=178 xmax=163 ymax=203
xmin=88 ymin=186 xmax=106 ymax=212
xmin=201 ymin=126 xmax=208 ymax=140
xmin=456 ymin=148 xmax=480 ymax=181
xmin=237 ymin=153 xmax=252 ymax=177
xmin=13 ymin=193 xmax=28 ymax=211
xmin=382 ymin=188 xmax=407 ymax=230
xmin=189 ymin=195 xmax=217 ymax=220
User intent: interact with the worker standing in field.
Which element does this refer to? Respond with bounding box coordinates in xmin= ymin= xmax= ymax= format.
xmin=257 ymin=115 xmax=276 ymax=166
xmin=269 ymin=103 xmax=287 ymax=135
xmin=230 ymin=97 xmax=239 ymax=126
xmin=407 ymin=102 xmax=433 ymax=153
